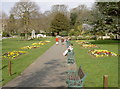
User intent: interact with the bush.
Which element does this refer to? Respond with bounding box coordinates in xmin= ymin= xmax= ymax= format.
xmin=2 ymin=32 xmax=11 ymax=37
xmin=68 ymin=29 xmax=75 ymax=36
xmin=59 ymin=31 xmax=68 ymax=36
xmin=71 ymin=35 xmax=97 ymax=40
xmin=70 ymin=36 xmax=77 ymax=40
xmin=20 ymin=33 xmax=25 ymax=36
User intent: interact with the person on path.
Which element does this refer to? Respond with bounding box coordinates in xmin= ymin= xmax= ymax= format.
xmin=68 ymin=43 xmax=73 ymax=51
xmin=66 ymin=37 xmax=71 ymax=48
xmin=63 ymin=43 xmax=74 ymax=56
xmin=56 ymin=37 xmax=59 ymax=45
xmin=61 ymin=37 xmax=64 ymax=45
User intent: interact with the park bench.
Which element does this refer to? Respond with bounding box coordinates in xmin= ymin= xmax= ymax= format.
xmin=67 ymin=49 xmax=74 ymax=64
xmin=66 ymin=66 xmax=86 ymax=88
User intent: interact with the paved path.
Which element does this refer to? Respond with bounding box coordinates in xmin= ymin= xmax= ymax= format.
xmin=4 ymin=42 xmax=77 ymax=87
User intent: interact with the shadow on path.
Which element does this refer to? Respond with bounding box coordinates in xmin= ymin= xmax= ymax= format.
xmin=16 ymin=58 xmax=66 ymax=87
xmin=3 ymin=43 xmax=71 ymax=87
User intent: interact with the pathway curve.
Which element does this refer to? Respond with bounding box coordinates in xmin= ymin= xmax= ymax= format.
xmin=4 ymin=42 xmax=77 ymax=87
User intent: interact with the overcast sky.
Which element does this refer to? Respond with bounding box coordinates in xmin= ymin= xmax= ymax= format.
xmin=1 ymin=0 xmax=96 ymax=16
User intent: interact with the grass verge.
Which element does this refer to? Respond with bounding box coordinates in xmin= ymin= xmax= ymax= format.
xmin=71 ymin=40 xmax=118 ymax=87
xmin=2 ymin=37 xmax=55 ymax=86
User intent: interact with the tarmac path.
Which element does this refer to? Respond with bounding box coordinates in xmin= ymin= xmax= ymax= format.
xmin=4 ymin=42 xmax=77 ymax=87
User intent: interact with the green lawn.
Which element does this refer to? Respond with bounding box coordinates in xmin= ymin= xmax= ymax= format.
xmin=71 ymin=40 xmax=119 ymax=87
xmin=2 ymin=37 xmax=55 ymax=85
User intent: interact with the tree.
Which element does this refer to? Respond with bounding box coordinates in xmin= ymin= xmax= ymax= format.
xmin=75 ymin=5 xmax=91 ymax=25
xmin=10 ymin=0 xmax=40 ymax=39
xmin=68 ymin=29 xmax=75 ymax=36
xmin=69 ymin=5 xmax=93 ymax=36
xmin=10 ymin=0 xmax=40 ymax=19
xmin=70 ymin=5 xmax=92 ymax=27
xmin=70 ymin=12 xmax=78 ymax=27
xmin=5 ymin=14 xmax=16 ymax=34
xmin=51 ymin=4 xmax=68 ymax=15
xmin=21 ymin=11 xmax=30 ymax=32
xmin=1 ymin=11 xmax=8 ymax=33
xmin=96 ymin=2 xmax=119 ymax=16
xmin=51 ymin=13 xmax=70 ymax=34
xmin=94 ymin=2 xmax=119 ymax=38
xmin=51 ymin=4 xmax=70 ymax=20
xmin=89 ymin=6 xmax=105 ymax=35
xmin=30 ymin=11 xmax=54 ymax=34
xmin=1 ymin=11 xmax=8 ymax=20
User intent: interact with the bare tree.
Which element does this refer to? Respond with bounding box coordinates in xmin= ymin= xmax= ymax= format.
xmin=5 ymin=14 xmax=16 ymax=34
xmin=42 ymin=11 xmax=54 ymax=33
xmin=1 ymin=11 xmax=8 ymax=20
xmin=51 ymin=4 xmax=68 ymax=15
xmin=1 ymin=11 xmax=8 ymax=33
xmin=44 ymin=11 xmax=51 ymax=16
xmin=10 ymin=0 xmax=41 ymax=39
xmin=10 ymin=0 xmax=40 ymax=19
xmin=74 ymin=5 xmax=91 ymax=25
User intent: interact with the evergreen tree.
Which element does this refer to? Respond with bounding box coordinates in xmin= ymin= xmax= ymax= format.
xmin=51 ymin=13 xmax=70 ymax=34
xmin=94 ymin=2 xmax=119 ymax=36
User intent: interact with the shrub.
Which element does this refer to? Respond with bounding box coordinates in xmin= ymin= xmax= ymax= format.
xmin=59 ymin=31 xmax=68 ymax=36
xmin=2 ymin=32 xmax=11 ymax=37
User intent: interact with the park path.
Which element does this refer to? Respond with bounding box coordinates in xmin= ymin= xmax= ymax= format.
xmin=4 ymin=42 xmax=77 ymax=87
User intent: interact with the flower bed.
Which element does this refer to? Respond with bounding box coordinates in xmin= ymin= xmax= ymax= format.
xmin=32 ymin=42 xmax=46 ymax=45
xmin=32 ymin=41 xmax=50 ymax=45
xmin=76 ymin=40 xmax=90 ymax=44
xmin=2 ymin=51 xmax=27 ymax=59
xmin=21 ymin=46 xmax=40 ymax=49
xmin=82 ymin=44 xmax=98 ymax=48
xmin=89 ymin=49 xmax=117 ymax=57
xmin=45 ymin=41 xmax=51 ymax=43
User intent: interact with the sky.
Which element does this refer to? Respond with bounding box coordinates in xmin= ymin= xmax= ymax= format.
xmin=1 ymin=0 xmax=96 ymax=16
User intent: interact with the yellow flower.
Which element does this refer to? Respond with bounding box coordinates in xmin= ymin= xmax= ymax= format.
xmin=45 ymin=41 xmax=50 ymax=42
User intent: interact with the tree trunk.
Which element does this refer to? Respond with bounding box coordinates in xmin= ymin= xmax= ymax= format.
xmin=25 ymin=33 xmax=28 ymax=39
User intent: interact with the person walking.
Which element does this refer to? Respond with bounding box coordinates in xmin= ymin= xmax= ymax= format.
xmin=61 ymin=37 xmax=64 ymax=45
xmin=55 ymin=37 xmax=59 ymax=45
xmin=66 ymin=37 xmax=70 ymax=48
